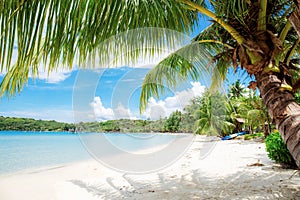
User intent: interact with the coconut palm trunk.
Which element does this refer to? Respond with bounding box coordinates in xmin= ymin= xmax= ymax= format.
xmin=140 ymin=1 xmax=300 ymax=168
xmin=256 ymin=69 xmax=300 ymax=167
xmin=230 ymin=28 xmax=300 ymax=167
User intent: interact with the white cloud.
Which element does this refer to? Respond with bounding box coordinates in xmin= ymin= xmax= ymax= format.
xmin=90 ymin=97 xmax=114 ymax=121
xmin=142 ymin=82 xmax=205 ymax=120
xmin=0 ymin=64 xmax=72 ymax=83
xmin=90 ymin=82 xmax=205 ymax=121
xmin=143 ymin=99 xmax=168 ymax=120
xmin=144 ymin=82 xmax=205 ymax=120
xmin=191 ymin=82 xmax=205 ymax=96
xmin=35 ymin=68 xmax=72 ymax=83
xmin=113 ymin=103 xmax=135 ymax=119
xmin=90 ymin=97 xmax=138 ymax=121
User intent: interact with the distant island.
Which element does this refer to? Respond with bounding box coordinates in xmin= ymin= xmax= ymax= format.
xmin=0 ymin=116 xmax=76 ymax=132
xmin=0 ymin=114 xmax=191 ymax=133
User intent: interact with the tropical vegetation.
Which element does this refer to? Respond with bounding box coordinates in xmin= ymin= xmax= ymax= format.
xmin=163 ymin=110 xmax=182 ymax=132
xmin=229 ymin=90 xmax=272 ymax=136
xmin=139 ymin=1 xmax=300 ymax=167
xmin=266 ymin=131 xmax=297 ymax=168
xmin=0 ymin=116 xmax=75 ymax=132
xmin=0 ymin=81 xmax=267 ymax=134
xmin=193 ymin=91 xmax=234 ymax=136
xmin=1 ymin=0 xmax=300 ymax=167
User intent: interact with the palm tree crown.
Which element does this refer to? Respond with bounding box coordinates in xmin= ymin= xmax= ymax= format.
xmin=228 ymin=80 xmax=246 ymax=99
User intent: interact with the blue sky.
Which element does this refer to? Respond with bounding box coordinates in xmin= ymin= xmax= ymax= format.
xmin=0 ymin=67 xmax=199 ymax=122
xmin=0 ymin=17 xmax=252 ymax=123
xmin=0 ymin=66 xmax=250 ymax=123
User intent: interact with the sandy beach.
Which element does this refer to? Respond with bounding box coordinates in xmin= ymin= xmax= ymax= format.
xmin=0 ymin=135 xmax=299 ymax=200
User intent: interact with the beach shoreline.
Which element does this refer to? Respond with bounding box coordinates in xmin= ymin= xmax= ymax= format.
xmin=0 ymin=135 xmax=299 ymax=199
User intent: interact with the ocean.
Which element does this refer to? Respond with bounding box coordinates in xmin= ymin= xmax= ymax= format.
xmin=0 ymin=131 xmax=186 ymax=174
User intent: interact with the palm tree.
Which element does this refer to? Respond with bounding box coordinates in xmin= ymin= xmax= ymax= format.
xmin=194 ymin=91 xmax=235 ymax=136
xmin=227 ymin=81 xmax=272 ymax=135
xmin=140 ymin=1 xmax=300 ymax=168
xmin=232 ymin=94 xmax=272 ymax=136
xmin=228 ymin=80 xmax=246 ymax=99
xmin=181 ymin=96 xmax=203 ymax=132
xmin=2 ymin=1 xmax=300 ymax=167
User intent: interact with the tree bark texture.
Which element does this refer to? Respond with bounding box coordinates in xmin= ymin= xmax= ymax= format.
xmin=256 ymin=71 xmax=300 ymax=168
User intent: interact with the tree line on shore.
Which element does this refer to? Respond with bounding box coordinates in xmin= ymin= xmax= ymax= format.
xmin=0 ymin=116 xmax=76 ymax=132
xmin=1 ymin=80 xmax=286 ymax=137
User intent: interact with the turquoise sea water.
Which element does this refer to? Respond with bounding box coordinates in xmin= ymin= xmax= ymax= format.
xmin=0 ymin=131 xmax=180 ymax=174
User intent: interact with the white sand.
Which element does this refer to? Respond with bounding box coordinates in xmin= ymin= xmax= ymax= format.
xmin=0 ymin=135 xmax=299 ymax=200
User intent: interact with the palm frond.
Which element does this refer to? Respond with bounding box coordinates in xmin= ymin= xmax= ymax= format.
xmin=140 ymin=34 xmax=235 ymax=112
xmin=1 ymin=0 xmax=200 ymax=96
xmin=195 ymin=117 xmax=209 ymax=134
xmin=210 ymin=50 xmax=233 ymax=89
xmin=211 ymin=0 xmax=249 ymax=26
xmin=140 ymin=41 xmax=216 ymax=112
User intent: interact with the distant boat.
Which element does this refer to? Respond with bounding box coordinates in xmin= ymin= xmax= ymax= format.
xmin=221 ymin=131 xmax=247 ymax=140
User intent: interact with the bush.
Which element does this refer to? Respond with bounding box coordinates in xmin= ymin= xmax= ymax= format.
xmin=164 ymin=110 xmax=182 ymax=132
xmin=100 ymin=120 xmax=120 ymax=132
xmin=265 ymin=131 xmax=296 ymax=167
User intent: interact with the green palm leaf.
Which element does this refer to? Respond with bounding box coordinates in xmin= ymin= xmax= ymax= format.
xmin=1 ymin=0 xmax=202 ymax=96
xmin=140 ymin=36 xmax=233 ymax=111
